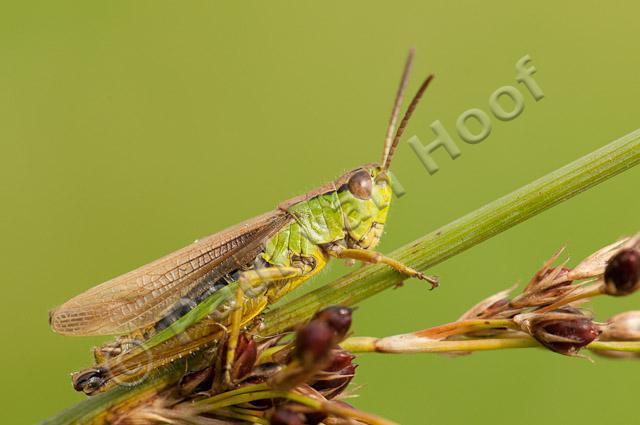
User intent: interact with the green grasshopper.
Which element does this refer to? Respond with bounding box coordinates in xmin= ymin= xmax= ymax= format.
xmin=49 ymin=49 xmax=437 ymax=394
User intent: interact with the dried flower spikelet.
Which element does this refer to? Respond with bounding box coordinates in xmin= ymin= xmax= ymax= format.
xmin=603 ymin=248 xmax=640 ymax=296
xmin=311 ymin=349 xmax=357 ymax=399
xmin=506 ymin=253 xmax=579 ymax=313
xmin=538 ymin=266 xmax=572 ymax=288
xmin=568 ymin=236 xmax=634 ymax=280
xmin=515 ymin=310 xmax=600 ymax=356
xmin=600 ymin=311 xmax=640 ymax=341
xmin=510 ymin=279 xmax=578 ymax=311
xmin=524 ymin=247 xmax=572 ymax=292
xmin=458 ymin=287 xmax=513 ymax=320
xmin=509 ymin=259 xmax=581 ymax=312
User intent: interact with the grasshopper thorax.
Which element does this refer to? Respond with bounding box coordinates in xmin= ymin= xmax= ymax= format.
xmin=277 ymin=164 xmax=392 ymax=252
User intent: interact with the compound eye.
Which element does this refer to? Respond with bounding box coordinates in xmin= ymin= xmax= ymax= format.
xmin=347 ymin=170 xmax=373 ymax=200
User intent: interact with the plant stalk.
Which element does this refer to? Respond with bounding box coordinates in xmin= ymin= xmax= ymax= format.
xmin=340 ymin=335 xmax=640 ymax=354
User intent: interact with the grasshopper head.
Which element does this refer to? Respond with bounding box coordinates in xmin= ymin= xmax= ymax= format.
xmin=339 ymin=164 xmax=393 ymax=210
xmin=335 ymin=164 xmax=392 ymax=249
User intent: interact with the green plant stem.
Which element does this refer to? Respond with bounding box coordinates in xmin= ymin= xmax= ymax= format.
xmin=197 ymin=382 xmax=270 ymax=406
xmin=588 ymin=341 xmax=640 ymax=352
xmin=196 ymin=384 xmax=271 ymax=405
xmin=340 ymin=336 xmax=640 ymax=354
xmin=261 ymin=129 xmax=640 ymax=335
xmin=39 ymin=129 xmax=640 ymax=425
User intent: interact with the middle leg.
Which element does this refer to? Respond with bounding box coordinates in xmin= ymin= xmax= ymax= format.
xmin=327 ymin=246 xmax=438 ymax=289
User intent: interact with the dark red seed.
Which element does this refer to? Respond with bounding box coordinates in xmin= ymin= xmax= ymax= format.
xmin=604 ymin=249 xmax=640 ymax=296
xmin=312 ymin=306 xmax=353 ymax=339
xmin=304 ymin=411 xmax=328 ymax=425
xmin=295 ymin=320 xmax=335 ymax=364
xmin=270 ymin=408 xmax=304 ymax=425
xmin=324 ymin=350 xmax=356 ymax=372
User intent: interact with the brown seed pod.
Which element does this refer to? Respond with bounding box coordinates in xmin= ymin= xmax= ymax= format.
xmin=312 ymin=306 xmax=353 ymax=340
xmin=537 ymin=319 xmax=600 ymax=355
xmin=295 ymin=319 xmax=336 ymax=366
xmin=270 ymin=408 xmax=305 ymax=425
xmin=304 ymin=411 xmax=328 ymax=425
xmin=604 ymin=249 xmax=640 ymax=296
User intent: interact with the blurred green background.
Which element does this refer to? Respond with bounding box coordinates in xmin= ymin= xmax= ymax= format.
xmin=1 ymin=1 xmax=639 ymax=424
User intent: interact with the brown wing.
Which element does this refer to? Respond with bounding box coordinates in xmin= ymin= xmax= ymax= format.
xmin=49 ymin=210 xmax=291 ymax=336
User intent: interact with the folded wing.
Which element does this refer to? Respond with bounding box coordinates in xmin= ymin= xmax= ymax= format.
xmin=50 ymin=210 xmax=291 ymax=336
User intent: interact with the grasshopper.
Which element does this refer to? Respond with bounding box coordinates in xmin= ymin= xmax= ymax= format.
xmin=49 ymin=49 xmax=437 ymax=395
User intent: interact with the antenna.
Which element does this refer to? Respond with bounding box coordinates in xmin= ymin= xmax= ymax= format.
xmin=382 ymin=73 xmax=435 ymax=170
xmin=380 ymin=48 xmax=415 ymax=168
